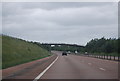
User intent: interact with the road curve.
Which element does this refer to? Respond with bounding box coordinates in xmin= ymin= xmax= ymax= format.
xmin=2 ymin=51 xmax=118 ymax=80
xmin=40 ymin=51 xmax=118 ymax=79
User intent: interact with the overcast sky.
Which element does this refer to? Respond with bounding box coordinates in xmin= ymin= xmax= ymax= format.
xmin=2 ymin=2 xmax=118 ymax=46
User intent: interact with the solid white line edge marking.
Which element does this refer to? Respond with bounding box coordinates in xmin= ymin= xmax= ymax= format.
xmin=33 ymin=56 xmax=59 ymax=81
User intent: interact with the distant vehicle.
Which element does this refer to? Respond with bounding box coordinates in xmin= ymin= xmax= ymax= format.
xmin=62 ymin=52 xmax=67 ymax=56
xmin=67 ymin=51 xmax=71 ymax=54
xmin=85 ymin=52 xmax=88 ymax=55
xmin=75 ymin=50 xmax=78 ymax=54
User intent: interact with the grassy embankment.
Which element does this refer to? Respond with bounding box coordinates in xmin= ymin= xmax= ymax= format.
xmin=2 ymin=35 xmax=52 ymax=69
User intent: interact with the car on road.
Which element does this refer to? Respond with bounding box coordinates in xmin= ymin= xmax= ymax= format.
xmin=84 ymin=52 xmax=88 ymax=55
xmin=62 ymin=52 xmax=67 ymax=56
xmin=67 ymin=51 xmax=71 ymax=54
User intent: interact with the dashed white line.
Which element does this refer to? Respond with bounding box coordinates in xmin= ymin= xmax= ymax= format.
xmin=88 ymin=63 xmax=92 ymax=65
xmin=33 ymin=56 xmax=59 ymax=81
xmin=99 ymin=68 xmax=106 ymax=71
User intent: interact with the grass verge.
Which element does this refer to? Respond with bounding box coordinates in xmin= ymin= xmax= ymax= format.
xmin=2 ymin=35 xmax=52 ymax=69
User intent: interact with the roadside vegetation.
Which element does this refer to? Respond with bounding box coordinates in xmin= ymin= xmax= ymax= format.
xmin=2 ymin=35 xmax=119 ymax=69
xmin=85 ymin=37 xmax=118 ymax=56
xmin=40 ymin=44 xmax=84 ymax=53
xmin=40 ymin=37 xmax=119 ymax=56
xmin=2 ymin=35 xmax=52 ymax=69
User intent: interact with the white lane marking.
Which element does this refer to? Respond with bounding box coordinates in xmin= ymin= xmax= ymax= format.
xmin=88 ymin=63 xmax=92 ymax=65
xmin=99 ymin=68 xmax=106 ymax=71
xmin=33 ymin=56 xmax=59 ymax=81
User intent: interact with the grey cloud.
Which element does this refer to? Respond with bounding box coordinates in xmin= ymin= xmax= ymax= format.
xmin=18 ymin=2 xmax=114 ymax=10
xmin=2 ymin=2 xmax=118 ymax=45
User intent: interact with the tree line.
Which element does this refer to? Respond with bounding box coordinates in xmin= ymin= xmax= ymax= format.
xmin=39 ymin=37 xmax=119 ymax=56
xmin=85 ymin=37 xmax=119 ymax=55
xmin=2 ymin=35 xmax=119 ymax=55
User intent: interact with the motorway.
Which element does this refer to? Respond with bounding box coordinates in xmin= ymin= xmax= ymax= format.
xmin=40 ymin=51 xmax=118 ymax=79
xmin=2 ymin=51 xmax=118 ymax=80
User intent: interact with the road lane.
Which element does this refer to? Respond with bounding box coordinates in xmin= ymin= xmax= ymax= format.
xmin=3 ymin=54 xmax=57 ymax=79
xmin=2 ymin=51 xmax=118 ymax=80
xmin=41 ymin=51 xmax=118 ymax=79
xmin=33 ymin=56 xmax=59 ymax=81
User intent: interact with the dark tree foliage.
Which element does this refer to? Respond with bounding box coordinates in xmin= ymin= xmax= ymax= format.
xmin=85 ymin=37 xmax=118 ymax=54
xmin=118 ymin=38 xmax=120 ymax=54
xmin=41 ymin=44 xmax=85 ymax=53
xmin=3 ymin=34 xmax=118 ymax=55
xmin=35 ymin=37 xmax=118 ymax=55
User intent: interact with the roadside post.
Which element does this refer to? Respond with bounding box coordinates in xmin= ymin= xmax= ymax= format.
xmin=114 ymin=55 xmax=115 ymax=60
xmin=110 ymin=55 xmax=111 ymax=60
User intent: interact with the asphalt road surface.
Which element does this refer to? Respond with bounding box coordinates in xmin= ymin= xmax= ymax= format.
xmin=3 ymin=51 xmax=118 ymax=80
xmin=40 ymin=51 xmax=118 ymax=79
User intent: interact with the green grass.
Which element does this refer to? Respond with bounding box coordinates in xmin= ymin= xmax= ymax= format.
xmin=2 ymin=35 xmax=52 ymax=69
